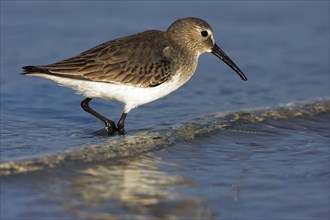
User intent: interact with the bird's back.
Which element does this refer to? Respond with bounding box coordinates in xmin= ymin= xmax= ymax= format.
xmin=23 ymin=30 xmax=181 ymax=88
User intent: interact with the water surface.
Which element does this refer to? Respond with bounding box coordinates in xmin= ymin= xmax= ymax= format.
xmin=1 ymin=1 xmax=329 ymax=219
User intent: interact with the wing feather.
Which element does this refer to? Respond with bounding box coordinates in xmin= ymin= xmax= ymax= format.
xmin=23 ymin=30 xmax=179 ymax=87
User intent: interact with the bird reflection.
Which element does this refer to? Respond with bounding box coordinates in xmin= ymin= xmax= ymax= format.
xmin=64 ymin=153 xmax=214 ymax=219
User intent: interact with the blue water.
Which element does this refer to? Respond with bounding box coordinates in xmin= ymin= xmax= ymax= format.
xmin=1 ymin=1 xmax=329 ymax=219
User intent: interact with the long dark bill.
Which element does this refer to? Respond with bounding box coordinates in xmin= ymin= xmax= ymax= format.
xmin=211 ymin=43 xmax=247 ymax=81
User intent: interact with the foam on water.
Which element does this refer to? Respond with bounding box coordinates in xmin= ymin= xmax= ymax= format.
xmin=1 ymin=100 xmax=328 ymax=175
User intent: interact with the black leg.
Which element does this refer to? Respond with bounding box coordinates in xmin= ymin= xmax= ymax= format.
xmin=117 ymin=112 xmax=127 ymax=135
xmin=81 ymin=98 xmax=117 ymax=135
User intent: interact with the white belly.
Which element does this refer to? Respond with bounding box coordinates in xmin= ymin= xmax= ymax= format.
xmin=31 ymin=73 xmax=187 ymax=113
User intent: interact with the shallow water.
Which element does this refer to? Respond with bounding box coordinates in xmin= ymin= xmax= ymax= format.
xmin=1 ymin=1 xmax=329 ymax=220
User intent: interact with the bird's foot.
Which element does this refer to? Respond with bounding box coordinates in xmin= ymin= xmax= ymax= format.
xmin=117 ymin=126 xmax=125 ymax=135
xmin=104 ymin=120 xmax=117 ymax=135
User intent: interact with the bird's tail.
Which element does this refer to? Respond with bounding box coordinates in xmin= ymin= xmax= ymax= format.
xmin=21 ymin=66 xmax=51 ymax=75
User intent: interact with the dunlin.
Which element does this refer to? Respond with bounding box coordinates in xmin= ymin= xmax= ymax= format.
xmin=22 ymin=17 xmax=247 ymax=135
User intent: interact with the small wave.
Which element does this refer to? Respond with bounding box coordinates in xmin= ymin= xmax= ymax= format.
xmin=1 ymin=100 xmax=328 ymax=175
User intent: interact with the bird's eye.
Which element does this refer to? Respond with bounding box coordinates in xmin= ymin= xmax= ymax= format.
xmin=201 ymin=31 xmax=208 ymax=37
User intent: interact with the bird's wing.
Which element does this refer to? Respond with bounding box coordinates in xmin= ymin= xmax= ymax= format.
xmin=23 ymin=31 xmax=178 ymax=88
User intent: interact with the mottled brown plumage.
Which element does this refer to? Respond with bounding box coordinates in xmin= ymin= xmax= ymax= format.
xmin=26 ymin=30 xmax=184 ymax=87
